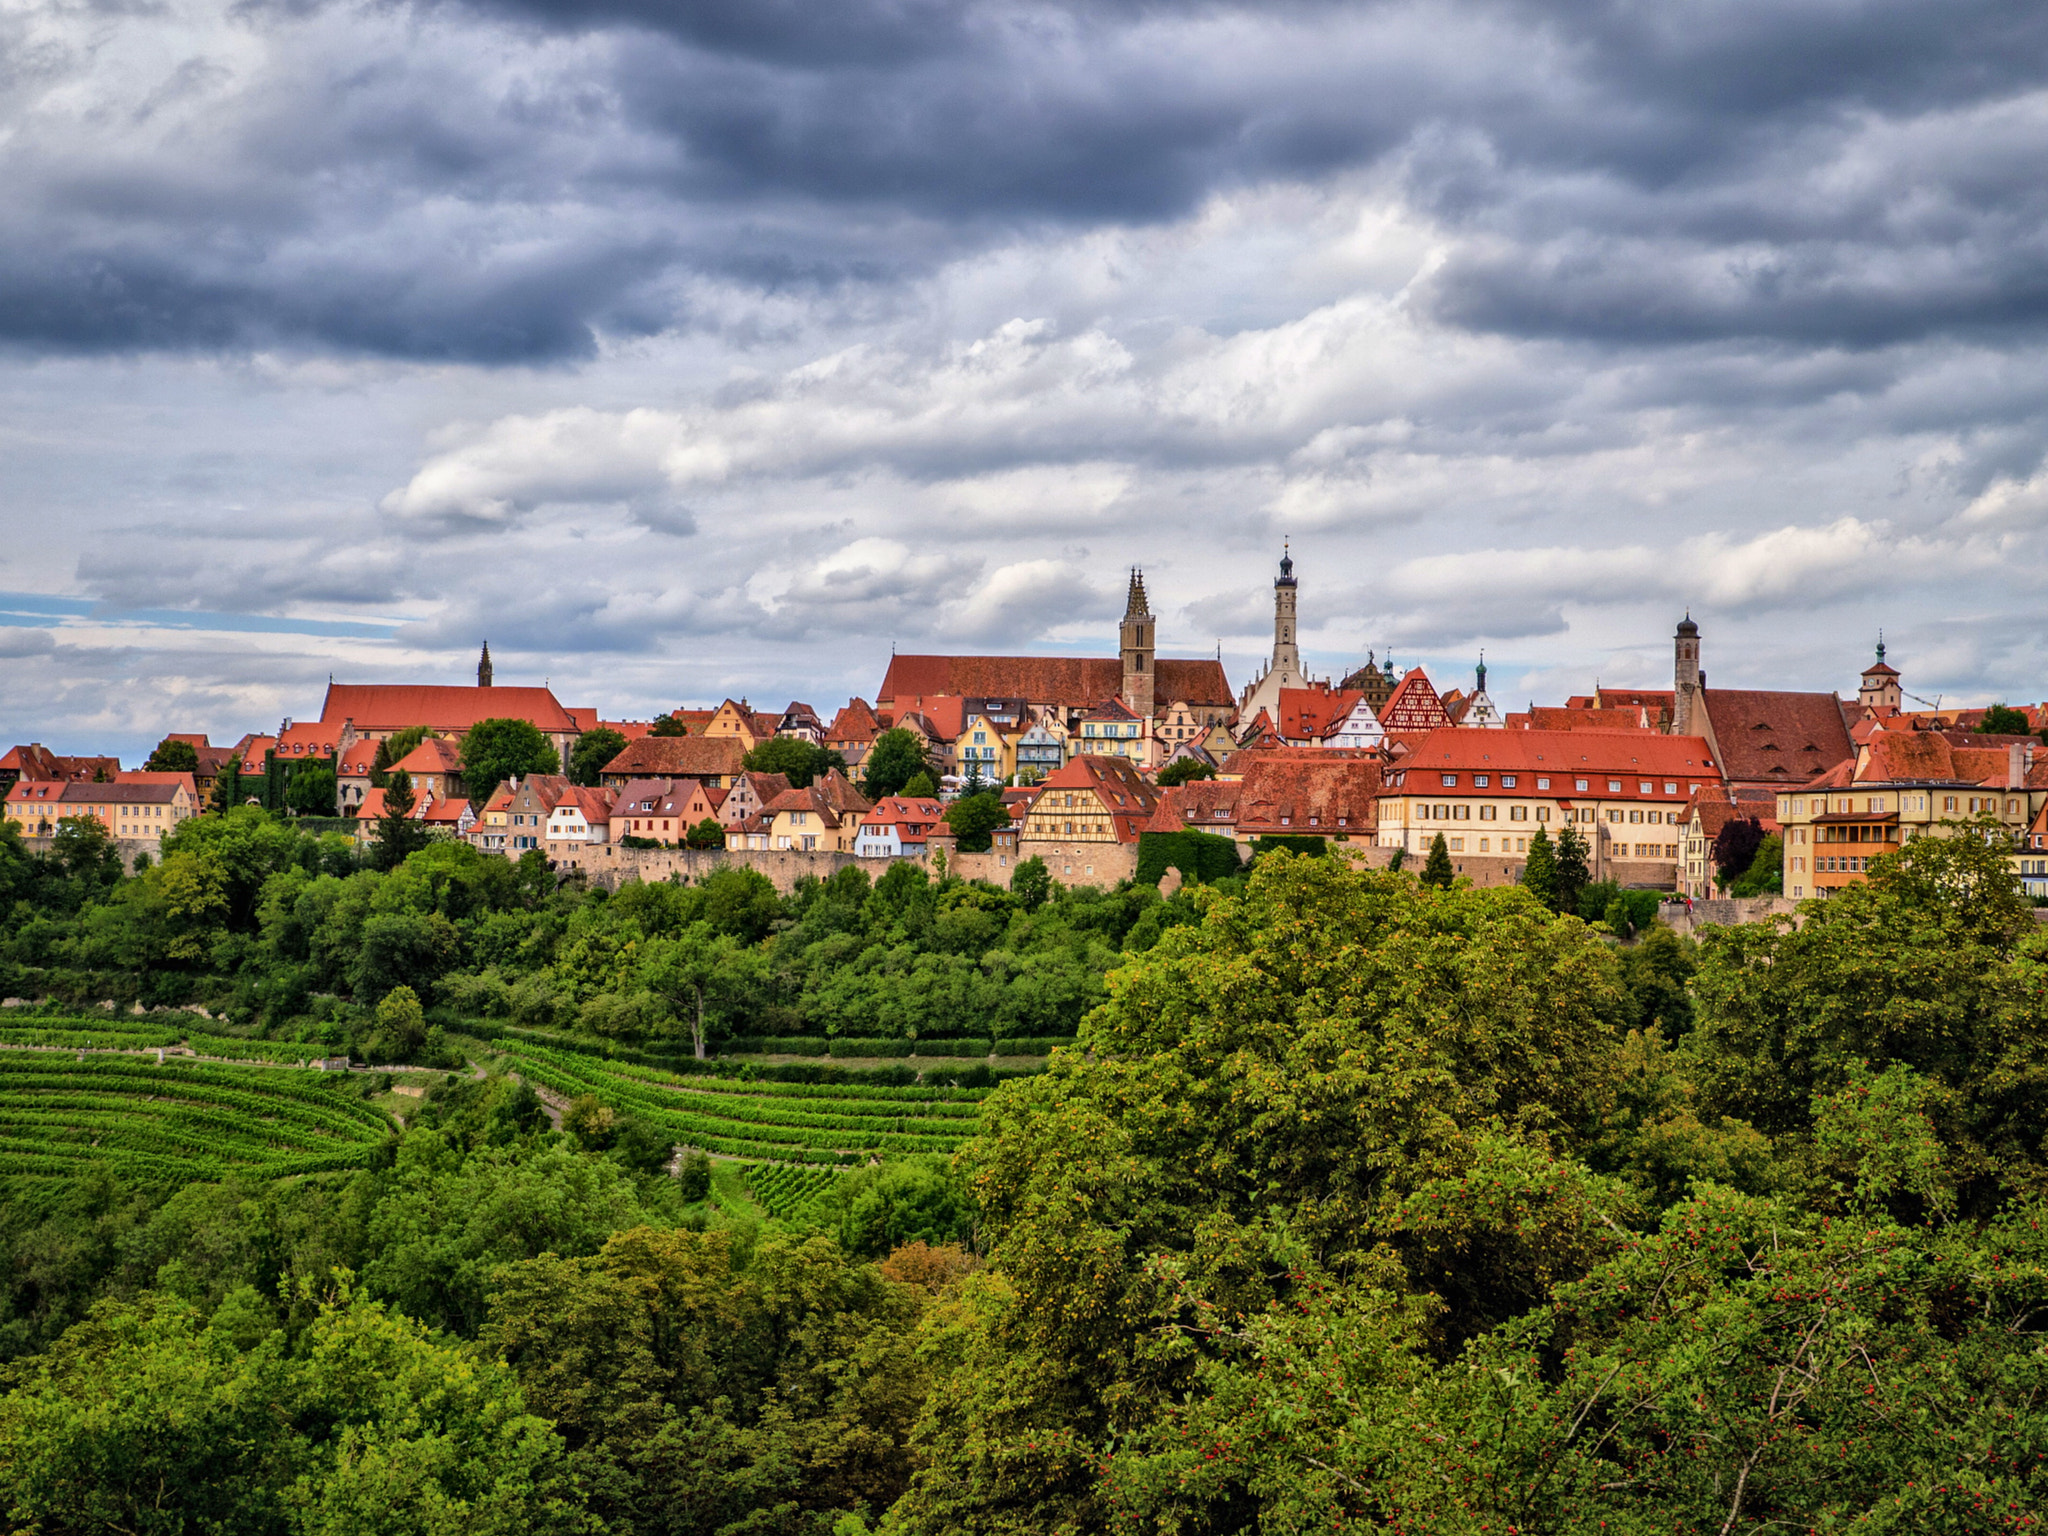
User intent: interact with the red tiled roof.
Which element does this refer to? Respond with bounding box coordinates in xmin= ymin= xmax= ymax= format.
xmin=60 ymin=780 xmax=187 ymax=806
xmin=601 ymin=735 xmax=747 ymax=779
xmin=1236 ymin=756 xmax=1381 ymax=835
xmin=392 ymin=737 xmax=465 ymax=777
xmin=825 ymin=698 xmax=882 ymax=744
xmin=1701 ymin=689 xmax=1855 ymax=785
xmin=551 ymin=786 xmax=614 ymax=823
xmin=878 ymin=654 xmax=1233 ymax=710
xmin=422 ymin=797 xmax=471 ymax=825
xmin=1512 ymin=706 xmax=1660 ymax=733
xmin=1385 ymin=728 xmax=1720 ymax=797
xmin=116 ymin=772 xmax=198 ymax=793
xmin=884 ymin=695 xmax=971 ymax=739
xmin=1277 ymin=687 xmax=1366 ymax=740
xmin=1144 ymin=779 xmax=1241 ymax=833
xmin=858 ymin=796 xmax=946 ymax=835
xmin=276 ymin=721 xmax=340 ymax=758
xmin=319 ymin=683 xmax=577 ymax=734
xmin=338 ymin=740 xmax=380 ymax=777
xmin=1030 ymin=753 xmax=1161 ymax=842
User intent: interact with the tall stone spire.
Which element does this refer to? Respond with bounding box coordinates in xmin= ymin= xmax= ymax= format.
xmin=1236 ymin=542 xmax=1310 ymax=722
xmin=1120 ymin=567 xmax=1156 ymax=720
xmin=477 ymin=641 xmax=494 ymax=689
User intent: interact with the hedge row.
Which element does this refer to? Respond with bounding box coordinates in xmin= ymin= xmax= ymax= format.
xmin=718 ymin=1035 xmax=1077 ymax=1058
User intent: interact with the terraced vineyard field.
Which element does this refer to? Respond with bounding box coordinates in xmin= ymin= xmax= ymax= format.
xmin=506 ymin=1043 xmax=990 ymax=1164
xmin=746 ymin=1164 xmax=843 ymax=1217
xmin=0 ymin=1016 xmax=186 ymax=1052
xmin=0 ymin=1055 xmax=397 ymax=1187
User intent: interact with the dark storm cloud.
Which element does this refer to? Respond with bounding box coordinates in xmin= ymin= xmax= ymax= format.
xmin=6 ymin=0 xmax=2045 ymax=361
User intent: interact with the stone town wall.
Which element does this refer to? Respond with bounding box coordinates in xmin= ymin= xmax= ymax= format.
xmin=548 ymin=839 xmax=1142 ymax=894
xmin=22 ymin=834 xmax=163 ymax=874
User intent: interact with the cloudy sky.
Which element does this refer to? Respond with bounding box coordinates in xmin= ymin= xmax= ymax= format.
xmin=5 ymin=0 xmax=2048 ymax=759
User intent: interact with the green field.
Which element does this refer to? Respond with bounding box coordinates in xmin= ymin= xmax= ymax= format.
xmin=0 ymin=1054 xmax=396 ymax=1187
xmin=745 ymin=1163 xmax=843 ymax=1218
xmin=502 ymin=1042 xmax=990 ymax=1164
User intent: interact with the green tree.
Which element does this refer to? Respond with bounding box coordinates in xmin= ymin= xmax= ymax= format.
xmin=1519 ymin=824 xmax=1557 ymax=908
xmin=742 ymin=736 xmax=847 ymax=789
xmin=372 ymin=770 xmax=428 ymax=873
xmin=206 ymin=755 xmax=244 ymax=813
xmin=1727 ymin=831 xmax=1783 ymax=896
xmin=894 ymin=856 xmax=1634 ymax=1533
xmin=142 ymin=735 xmax=200 ymax=774
xmin=1976 ymin=702 xmax=2030 ymax=734
xmin=567 ymin=727 xmax=628 ymax=787
xmin=839 ymin=1159 xmax=973 ymax=1257
xmin=1555 ymin=821 xmax=1591 ymax=911
xmin=944 ymin=790 xmax=1009 ymax=853
xmin=284 ymin=763 xmax=337 ymax=816
xmin=641 ymin=923 xmax=746 ymax=1057
xmin=1688 ymin=825 xmax=2039 ymax=1207
xmin=370 ymin=724 xmax=434 ymax=789
xmin=1155 ymin=756 xmax=1216 ymax=787
xmin=373 ymin=983 xmax=428 ymax=1060
xmin=459 ymin=719 xmax=562 ymax=804
xmin=861 ymin=728 xmax=930 ymax=800
xmin=1010 ymin=855 xmax=1053 ymax=911
xmin=684 ymin=817 xmax=726 ymax=849
xmin=901 ymin=769 xmax=938 ymax=800
xmin=0 ymin=1287 xmax=581 ymax=1536
xmin=648 ymin=711 xmax=690 ymax=737
xmin=1420 ymin=830 xmax=1453 ymax=887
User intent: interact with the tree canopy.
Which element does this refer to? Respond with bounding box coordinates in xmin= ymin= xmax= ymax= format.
xmin=860 ymin=729 xmax=930 ymax=800
xmin=1155 ymin=756 xmax=1216 ymax=786
xmin=459 ymin=719 xmax=561 ymax=803
xmin=742 ymin=736 xmax=847 ymax=789
xmin=567 ymin=727 xmax=627 ymax=787
xmin=142 ymin=736 xmax=200 ymax=774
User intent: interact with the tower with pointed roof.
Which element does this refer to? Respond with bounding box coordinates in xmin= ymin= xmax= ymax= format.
xmin=477 ymin=641 xmax=493 ymax=689
xmin=1119 ymin=568 xmax=1156 ymax=721
xmin=1237 ymin=544 xmax=1312 ymax=722
xmin=1673 ymin=614 xmax=1700 ymax=736
xmin=1857 ymin=634 xmax=1901 ymax=712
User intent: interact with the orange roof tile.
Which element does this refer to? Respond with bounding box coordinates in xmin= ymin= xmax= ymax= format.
xmin=319 ymin=683 xmax=576 ymax=734
xmin=878 ymin=654 xmax=1233 ymax=711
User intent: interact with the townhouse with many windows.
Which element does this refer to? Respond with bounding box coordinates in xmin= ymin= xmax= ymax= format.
xmin=1377 ymin=729 xmax=1721 ymax=887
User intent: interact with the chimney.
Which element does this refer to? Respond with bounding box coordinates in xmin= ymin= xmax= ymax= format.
xmin=2011 ymin=742 xmax=2026 ymax=789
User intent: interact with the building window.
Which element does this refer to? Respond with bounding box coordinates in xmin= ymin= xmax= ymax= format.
xmin=1441 ymin=774 xmax=1457 ymax=787
xmin=1478 ymin=837 xmax=1490 ymax=852
xmin=1536 ymin=777 xmax=1550 ymax=790
xmin=1608 ymin=780 xmax=1622 ymax=792
xmin=1575 ymin=779 xmax=1588 ymax=792
xmin=1474 ymin=774 xmax=1489 ymax=787
xmin=1630 ymin=810 xmax=1643 ymax=824
xmin=1535 ymin=807 xmax=1550 ymax=822
xmin=1663 ymin=782 xmax=1677 ymax=794
xmin=1449 ymin=837 xmax=1464 ymax=851
xmin=1502 ymin=775 xmax=1517 ymax=788
xmin=1639 ymin=781 xmax=1652 ymax=794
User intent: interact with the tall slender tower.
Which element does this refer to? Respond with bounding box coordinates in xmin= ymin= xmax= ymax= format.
xmin=1272 ymin=542 xmax=1300 ymax=680
xmin=1672 ymin=615 xmax=1700 ymax=735
xmin=1120 ymin=568 xmax=1156 ymax=720
xmin=477 ymin=641 xmax=494 ymax=689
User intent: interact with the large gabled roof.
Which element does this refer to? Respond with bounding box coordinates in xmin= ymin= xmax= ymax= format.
xmin=878 ymin=654 xmax=1233 ymax=710
xmin=1701 ymin=688 xmax=1855 ymax=784
xmin=601 ymin=735 xmax=747 ymax=779
xmin=319 ymin=683 xmax=577 ymax=734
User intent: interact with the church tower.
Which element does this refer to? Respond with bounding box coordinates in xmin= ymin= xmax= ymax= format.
xmin=477 ymin=641 xmax=494 ymax=689
xmin=1120 ymin=568 xmax=1156 ymax=720
xmin=1672 ymin=615 xmax=1700 ymax=735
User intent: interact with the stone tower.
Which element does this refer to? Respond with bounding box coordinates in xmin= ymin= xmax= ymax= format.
xmin=1120 ymin=568 xmax=1156 ymax=720
xmin=1672 ymin=615 xmax=1700 ymax=736
xmin=1272 ymin=542 xmax=1300 ymax=682
xmin=477 ymin=641 xmax=494 ymax=689
xmin=1236 ymin=544 xmax=1312 ymax=723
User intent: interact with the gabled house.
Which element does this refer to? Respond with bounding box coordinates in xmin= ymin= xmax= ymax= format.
xmin=389 ymin=736 xmax=466 ymax=804
xmin=466 ymin=784 xmax=516 ymax=854
xmin=824 ymin=698 xmax=883 ymax=775
xmin=1377 ymin=668 xmax=1455 ymax=732
xmin=955 ymin=712 xmax=1021 ymax=785
xmin=853 ymin=796 xmax=948 ymax=857
xmin=1019 ymin=754 xmax=1159 ymax=849
xmin=775 ymin=702 xmax=826 ymax=743
xmin=1014 ymin=715 xmax=1066 ymax=783
xmin=336 ymin=738 xmax=380 ymax=812
xmin=1145 ymin=779 xmax=1241 ymax=839
xmin=500 ymin=774 xmax=572 ymax=853
xmin=717 ymin=771 xmax=791 ymax=828
xmin=759 ymin=771 xmax=872 ymax=852
xmin=702 ymin=699 xmax=771 ymax=750
xmin=599 ymin=734 xmax=748 ymax=789
xmin=546 ymin=786 xmax=615 ymax=848
xmin=1069 ymin=697 xmax=1151 ymax=765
